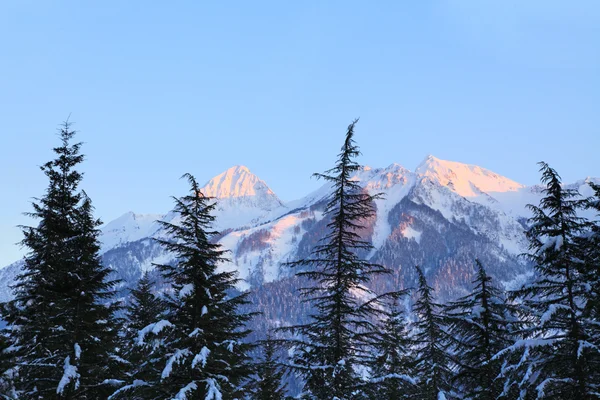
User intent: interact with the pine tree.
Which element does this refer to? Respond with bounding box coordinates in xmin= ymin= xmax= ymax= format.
xmin=0 ymin=320 xmax=17 ymax=399
xmin=412 ymin=266 xmax=453 ymax=400
xmin=583 ymin=182 xmax=600 ymax=325
xmin=366 ymin=294 xmax=416 ymax=399
xmin=110 ymin=272 xmax=169 ymax=399
xmin=280 ymin=120 xmax=392 ymax=399
xmin=249 ymin=336 xmax=288 ymax=400
xmin=2 ymin=121 xmax=121 ymax=398
xmin=444 ymin=260 xmax=517 ymax=399
xmin=500 ymin=162 xmax=600 ymax=399
xmin=141 ymin=173 xmax=255 ymax=399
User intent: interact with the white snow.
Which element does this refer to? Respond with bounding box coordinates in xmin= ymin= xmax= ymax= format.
xmin=201 ymin=165 xmax=277 ymax=200
xmin=189 ymin=328 xmax=202 ymax=337
xmin=137 ymin=320 xmax=173 ymax=345
xmin=360 ymin=164 xmax=415 ymax=252
xmin=540 ymin=304 xmax=571 ymax=325
xmin=199 ymin=165 xmax=287 ymax=231
xmin=107 ymin=380 xmax=148 ymax=400
xmin=3 ymin=155 xmax=597 ymax=305
xmin=74 ymin=343 xmax=81 ymax=360
xmin=205 ymin=378 xmax=223 ymax=400
xmin=100 ymin=212 xmax=163 ymax=251
xmin=179 ymin=284 xmax=194 ymax=298
xmin=416 ymin=155 xmax=524 ymax=198
xmin=162 ymin=349 xmax=191 ymax=380
xmin=402 ymin=225 xmax=422 ymax=244
xmin=57 ymin=356 xmax=80 ymax=395
xmin=217 ymin=212 xmax=314 ymax=289
xmin=191 ymin=346 xmax=210 ymax=369
xmin=174 ymin=382 xmax=198 ymax=400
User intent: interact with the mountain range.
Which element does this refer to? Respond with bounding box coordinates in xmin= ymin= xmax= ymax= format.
xmin=1 ymin=156 xmax=598 ymax=322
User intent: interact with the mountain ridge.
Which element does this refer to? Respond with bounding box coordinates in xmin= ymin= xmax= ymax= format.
xmin=1 ymin=156 xmax=598 ymax=306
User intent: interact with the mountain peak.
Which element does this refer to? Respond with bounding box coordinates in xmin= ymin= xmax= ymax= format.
xmin=415 ymin=155 xmax=524 ymax=197
xmin=201 ymin=165 xmax=270 ymax=198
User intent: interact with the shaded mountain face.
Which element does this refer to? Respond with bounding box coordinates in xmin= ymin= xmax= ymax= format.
xmin=1 ymin=158 xmax=597 ymax=315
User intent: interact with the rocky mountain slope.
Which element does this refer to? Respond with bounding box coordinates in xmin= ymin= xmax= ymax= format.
xmin=1 ymin=157 xmax=597 ymax=312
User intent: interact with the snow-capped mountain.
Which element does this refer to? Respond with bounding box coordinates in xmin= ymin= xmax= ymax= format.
xmin=1 ymin=158 xmax=598 ymax=306
xmin=198 ymin=165 xmax=286 ymax=230
xmin=416 ymin=155 xmax=525 ymax=198
xmin=100 ymin=212 xmax=163 ymax=252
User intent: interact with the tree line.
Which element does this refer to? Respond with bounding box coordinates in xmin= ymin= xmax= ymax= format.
xmin=0 ymin=120 xmax=599 ymax=399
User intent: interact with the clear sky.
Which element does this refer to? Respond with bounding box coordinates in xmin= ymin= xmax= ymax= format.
xmin=0 ymin=1 xmax=598 ymax=266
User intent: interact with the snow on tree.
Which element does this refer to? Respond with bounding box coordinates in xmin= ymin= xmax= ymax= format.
xmin=0 ymin=325 xmax=17 ymax=398
xmin=583 ymin=182 xmax=600 ymax=338
xmin=366 ymin=293 xmax=417 ymax=399
xmin=444 ymin=260 xmax=518 ymax=399
xmin=134 ymin=173 xmax=255 ymax=399
xmin=279 ymin=120 xmax=396 ymax=399
xmin=247 ymin=335 xmax=289 ymax=400
xmin=412 ymin=266 xmax=453 ymax=400
xmin=1 ymin=121 xmax=121 ymax=398
xmin=110 ymin=272 xmax=170 ymax=399
xmin=498 ymin=162 xmax=600 ymax=399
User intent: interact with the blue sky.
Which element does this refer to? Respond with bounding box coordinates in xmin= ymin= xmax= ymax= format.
xmin=0 ymin=1 xmax=598 ymax=266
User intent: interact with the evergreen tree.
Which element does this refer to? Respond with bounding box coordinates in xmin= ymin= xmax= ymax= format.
xmin=110 ymin=272 xmax=169 ymax=399
xmin=139 ymin=173 xmax=255 ymax=399
xmin=248 ymin=336 xmax=288 ymax=400
xmin=0 ymin=321 xmax=17 ymax=399
xmin=280 ymin=120 xmax=392 ymax=399
xmin=366 ymin=294 xmax=416 ymax=399
xmin=500 ymin=162 xmax=600 ymax=399
xmin=412 ymin=266 xmax=453 ymax=400
xmin=583 ymin=182 xmax=600 ymax=325
xmin=2 ymin=121 xmax=121 ymax=398
xmin=444 ymin=260 xmax=517 ymax=399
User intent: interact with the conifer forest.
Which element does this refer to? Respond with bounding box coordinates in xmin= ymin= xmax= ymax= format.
xmin=0 ymin=119 xmax=599 ymax=400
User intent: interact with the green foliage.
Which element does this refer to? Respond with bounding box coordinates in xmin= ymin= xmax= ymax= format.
xmin=110 ymin=273 xmax=169 ymax=399
xmin=2 ymin=121 xmax=121 ymax=399
xmin=412 ymin=266 xmax=453 ymax=400
xmin=134 ymin=173 xmax=255 ymax=398
xmin=248 ymin=336 xmax=288 ymax=400
xmin=366 ymin=294 xmax=416 ymax=399
xmin=444 ymin=260 xmax=518 ymax=399
xmin=501 ymin=162 xmax=600 ymax=399
xmin=280 ymin=120 xmax=394 ymax=399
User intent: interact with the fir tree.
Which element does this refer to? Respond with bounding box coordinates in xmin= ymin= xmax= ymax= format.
xmin=110 ymin=272 xmax=169 ymax=399
xmin=444 ymin=260 xmax=517 ymax=399
xmin=412 ymin=266 xmax=453 ymax=400
xmin=2 ymin=121 xmax=121 ymax=398
xmin=583 ymin=182 xmax=600 ymax=325
xmin=280 ymin=120 xmax=392 ymax=399
xmin=366 ymin=294 xmax=416 ymax=399
xmin=249 ymin=335 xmax=288 ymax=400
xmin=140 ymin=173 xmax=255 ymax=399
xmin=0 ymin=321 xmax=17 ymax=399
xmin=500 ymin=162 xmax=600 ymax=399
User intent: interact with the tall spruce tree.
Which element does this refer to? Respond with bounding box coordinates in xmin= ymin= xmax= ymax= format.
xmin=139 ymin=173 xmax=255 ymax=399
xmin=583 ymin=182 xmax=600 ymax=397
xmin=500 ymin=162 xmax=600 ymax=399
xmin=583 ymin=182 xmax=600 ymax=326
xmin=412 ymin=266 xmax=453 ymax=400
xmin=110 ymin=272 xmax=169 ymax=399
xmin=248 ymin=336 xmax=288 ymax=400
xmin=0 ymin=323 xmax=16 ymax=399
xmin=2 ymin=121 xmax=121 ymax=398
xmin=444 ymin=260 xmax=517 ymax=399
xmin=281 ymin=120 xmax=392 ymax=399
xmin=366 ymin=294 xmax=416 ymax=399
